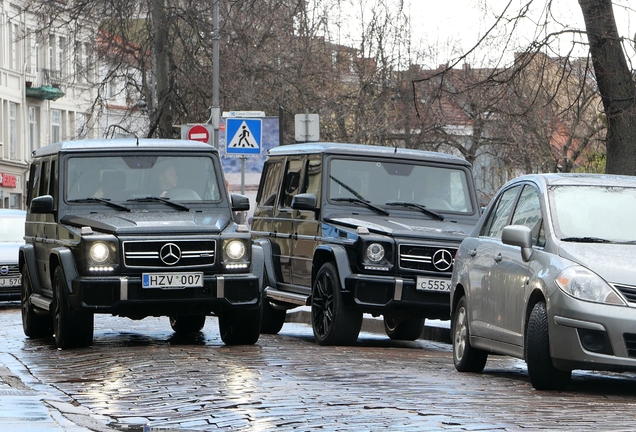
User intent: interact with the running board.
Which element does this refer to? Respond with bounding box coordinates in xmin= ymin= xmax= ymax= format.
xmin=264 ymin=287 xmax=310 ymax=306
xmin=30 ymin=293 xmax=53 ymax=312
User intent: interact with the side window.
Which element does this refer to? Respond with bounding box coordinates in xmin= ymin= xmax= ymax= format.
xmin=280 ymin=158 xmax=304 ymax=209
xmin=49 ymin=158 xmax=59 ymax=209
xmin=511 ymin=185 xmax=545 ymax=247
xmin=256 ymin=161 xmax=282 ymax=207
xmin=481 ymin=185 xmax=521 ymax=238
xmin=304 ymin=157 xmax=322 ymax=203
xmin=39 ymin=159 xmax=50 ymax=198
xmin=26 ymin=162 xmax=41 ymax=205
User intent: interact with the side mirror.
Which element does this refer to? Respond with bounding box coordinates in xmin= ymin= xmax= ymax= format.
xmin=502 ymin=225 xmax=533 ymax=262
xmin=230 ymin=193 xmax=250 ymax=212
xmin=30 ymin=195 xmax=55 ymax=214
xmin=291 ymin=193 xmax=317 ymax=211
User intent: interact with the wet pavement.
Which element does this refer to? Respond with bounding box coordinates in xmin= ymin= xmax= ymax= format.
xmin=1 ymin=300 xmax=636 ymax=431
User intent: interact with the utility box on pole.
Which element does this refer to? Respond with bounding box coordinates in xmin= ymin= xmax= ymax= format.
xmin=295 ymin=113 xmax=320 ymax=142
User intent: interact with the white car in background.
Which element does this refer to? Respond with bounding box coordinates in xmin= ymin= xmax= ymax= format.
xmin=0 ymin=209 xmax=26 ymax=301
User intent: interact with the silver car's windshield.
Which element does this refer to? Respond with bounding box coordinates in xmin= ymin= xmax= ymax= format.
xmin=551 ymin=185 xmax=636 ymax=242
xmin=328 ymin=159 xmax=474 ymax=213
xmin=66 ymin=155 xmax=223 ymax=203
xmin=0 ymin=216 xmax=25 ymax=242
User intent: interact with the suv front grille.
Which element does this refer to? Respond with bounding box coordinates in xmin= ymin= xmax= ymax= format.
xmin=399 ymin=244 xmax=457 ymax=273
xmin=123 ymin=239 xmax=215 ymax=269
xmin=0 ymin=263 xmax=20 ymax=278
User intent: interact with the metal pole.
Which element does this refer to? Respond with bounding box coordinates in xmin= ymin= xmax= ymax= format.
xmin=211 ymin=0 xmax=220 ymax=148
xmin=305 ymin=108 xmax=309 ymax=143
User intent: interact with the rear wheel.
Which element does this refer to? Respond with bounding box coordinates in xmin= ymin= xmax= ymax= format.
xmin=452 ymin=296 xmax=488 ymax=372
xmin=311 ymin=262 xmax=362 ymax=346
xmin=526 ymin=301 xmax=571 ymax=390
xmin=169 ymin=315 xmax=206 ymax=333
xmin=21 ymin=265 xmax=53 ymax=338
xmin=218 ymin=309 xmax=261 ymax=345
xmin=53 ymin=267 xmax=94 ymax=349
xmin=384 ymin=316 xmax=424 ymax=341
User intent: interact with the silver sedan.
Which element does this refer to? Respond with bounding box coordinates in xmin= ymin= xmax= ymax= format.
xmin=450 ymin=173 xmax=636 ymax=390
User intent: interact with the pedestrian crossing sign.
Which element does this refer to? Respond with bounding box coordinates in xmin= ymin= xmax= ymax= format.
xmin=226 ymin=118 xmax=262 ymax=155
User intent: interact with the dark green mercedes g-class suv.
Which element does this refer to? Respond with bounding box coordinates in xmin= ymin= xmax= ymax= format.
xmin=20 ymin=138 xmax=263 ymax=349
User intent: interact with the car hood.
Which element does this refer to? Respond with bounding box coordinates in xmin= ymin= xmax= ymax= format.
xmin=0 ymin=242 xmax=22 ymax=264
xmin=61 ymin=211 xmax=233 ymax=235
xmin=326 ymin=214 xmax=475 ymax=241
xmin=557 ymin=242 xmax=636 ymax=286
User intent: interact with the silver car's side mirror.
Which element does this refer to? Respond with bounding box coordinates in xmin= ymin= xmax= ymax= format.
xmin=502 ymin=225 xmax=533 ymax=262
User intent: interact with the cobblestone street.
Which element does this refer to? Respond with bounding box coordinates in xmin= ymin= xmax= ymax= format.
xmin=1 ymin=301 xmax=636 ymax=431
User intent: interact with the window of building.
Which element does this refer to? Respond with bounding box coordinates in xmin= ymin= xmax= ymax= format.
xmin=29 ymin=107 xmax=39 ymax=154
xmin=10 ymin=23 xmax=20 ymax=71
xmin=10 ymin=193 xmax=22 ymax=209
xmin=9 ymin=103 xmax=18 ymax=160
xmin=51 ymin=109 xmax=62 ymax=144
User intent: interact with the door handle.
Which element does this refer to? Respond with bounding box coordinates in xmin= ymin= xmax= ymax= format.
xmin=493 ymin=253 xmax=502 ymax=263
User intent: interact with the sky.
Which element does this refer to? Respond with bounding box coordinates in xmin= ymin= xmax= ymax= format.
xmin=328 ymin=0 xmax=636 ymax=67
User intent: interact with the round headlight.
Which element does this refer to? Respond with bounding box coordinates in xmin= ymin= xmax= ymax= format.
xmin=89 ymin=242 xmax=110 ymax=263
xmin=366 ymin=243 xmax=385 ymax=263
xmin=226 ymin=240 xmax=246 ymax=260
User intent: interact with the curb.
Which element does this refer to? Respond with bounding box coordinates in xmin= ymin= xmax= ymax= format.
xmin=286 ymin=309 xmax=451 ymax=344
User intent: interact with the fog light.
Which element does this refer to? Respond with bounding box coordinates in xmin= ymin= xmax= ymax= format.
xmin=577 ymin=328 xmax=613 ymax=355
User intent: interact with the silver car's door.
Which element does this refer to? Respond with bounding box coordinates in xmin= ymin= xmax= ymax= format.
xmin=489 ymin=184 xmax=544 ymax=347
xmin=468 ymin=185 xmax=522 ymax=341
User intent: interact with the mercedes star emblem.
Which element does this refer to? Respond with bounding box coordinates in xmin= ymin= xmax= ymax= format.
xmin=432 ymin=249 xmax=453 ymax=272
xmin=160 ymin=243 xmax=182 ymax=266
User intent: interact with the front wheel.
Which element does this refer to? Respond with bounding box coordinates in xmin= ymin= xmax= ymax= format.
xmin=526 ymin=301 xmax=571 ymax=390
xmin=170 ymin=315 xmax=206 ymax=333
xmin=311 ymin=262 xmax=362 ymax=346
xmin=452 ymin=296 xmax=488 ymax=372
xmin=21 ymin=265 xmax=53 ymax=338
xmin=218 ymin=309 xmax=261 ymax=346
xmin=53 ymin=267 xmax=94 ymax=349
xmin=384 ymin=316 xmax=424 ymax=341
xmin=260 ymin=269 xmax=286 ymax=335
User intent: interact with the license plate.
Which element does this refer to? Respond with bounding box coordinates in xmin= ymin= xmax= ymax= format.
xmin=142 ymin=272 xmax=203 ymax=289
xmin=0 ymin=277 xmax=21 ymax=287
xmin=416 ymin=276 xmax=451 ymax=292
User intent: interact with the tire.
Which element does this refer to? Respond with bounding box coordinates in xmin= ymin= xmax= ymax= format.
xmin=218 ymin=308 xmax=261 ymax=346
xmin=53 ymin=267 xmax=94 ymax=349
xmin=452 ymin=296 xmax=488 ymax=372
xmin=311 ymin=262 xmax=362 ymax=346
xmin=260 ymin=269 xmax=286 ymax=335
xmin=21 ymin=265 xmax=53 ymax=338
xmin=384 ymin=316 xmax=425 ymax=341
xmin=526 ymin=301 xmax=571 ymax=390
xmin=170 ymin=315 xmax=206 ymax=333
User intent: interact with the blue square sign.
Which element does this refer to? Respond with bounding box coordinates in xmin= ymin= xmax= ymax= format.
xmin=226 ymin=118 xmax=262 ymax=155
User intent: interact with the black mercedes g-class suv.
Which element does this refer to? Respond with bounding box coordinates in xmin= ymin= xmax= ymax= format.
xmin=20 ymin=138 xmax=263 ymax=349
xmin=252 ymin=143 xmax=480 ymax=345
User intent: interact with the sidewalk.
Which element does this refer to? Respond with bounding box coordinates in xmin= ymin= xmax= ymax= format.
xmin=0 ymin=353 xmax=115 ymax=431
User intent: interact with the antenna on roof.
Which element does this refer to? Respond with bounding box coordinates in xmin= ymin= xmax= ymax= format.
xmin=105 ymin=125 xmax=140 ymax=146
xmin=394 ymin=146 xmax=398 ymax=154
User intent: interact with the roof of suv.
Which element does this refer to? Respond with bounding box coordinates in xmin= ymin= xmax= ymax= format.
xmin=268 ymin=142 xmax=471 ymax=166
xmin=32 ymin=138 xmax=218 ymax=158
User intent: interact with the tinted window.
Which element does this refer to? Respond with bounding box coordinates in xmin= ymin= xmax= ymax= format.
xmin=256 ymin=161 xmax=282 ymax=207
xmin=482 ymin=185 xmax=521 ymax=238
xmin=280 ymin=159 xmax=304 ymax=208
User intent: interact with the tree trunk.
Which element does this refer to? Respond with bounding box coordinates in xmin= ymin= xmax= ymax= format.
xmin=578 ymin=0 xmax=636 ymax=175
xmin=151 ymin=0 xmax=173 ymax=138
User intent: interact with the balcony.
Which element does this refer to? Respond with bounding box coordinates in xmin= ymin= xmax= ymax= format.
xmin=25 ymin=69 xmax=65 ymax=101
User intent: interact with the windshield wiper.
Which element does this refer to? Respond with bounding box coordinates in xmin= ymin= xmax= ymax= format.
xmin=331 ymin=198 xmax=390 ymax=216
xmin=68 ymin=198 xmax=131 ymax=212
xmin=329 ymin=175 xmax=365 ymax=201
xmin=385 ymin=201 xmax=444 ymax=221
xmin=127 ymin=196 xmax=190 ymax=211
xmin=561 ymin=236 xmax=611 ymax=243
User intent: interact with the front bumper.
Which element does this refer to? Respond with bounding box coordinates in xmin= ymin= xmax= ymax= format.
xmin=549 ymin=291 xmax=636 ymax=372
xmin=70 ymin=273 xmax=260 ymax=317
xmin=345 ymin=273 xmax=450 ymax=319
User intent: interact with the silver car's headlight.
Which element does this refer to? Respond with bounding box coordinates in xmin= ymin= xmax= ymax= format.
xmin=555 ymin=266 xmax=626 ymax=306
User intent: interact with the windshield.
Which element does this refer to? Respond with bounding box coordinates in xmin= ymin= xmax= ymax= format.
xmin=66 ymin=155 xmax=222 ymax=203
xmin=0 ymin=215 xmax=25 ymax=242
xmin=551 ymin=185 xmax=636 ymax=242
xmin=328 ymin=158 xmax=474 ymax=213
